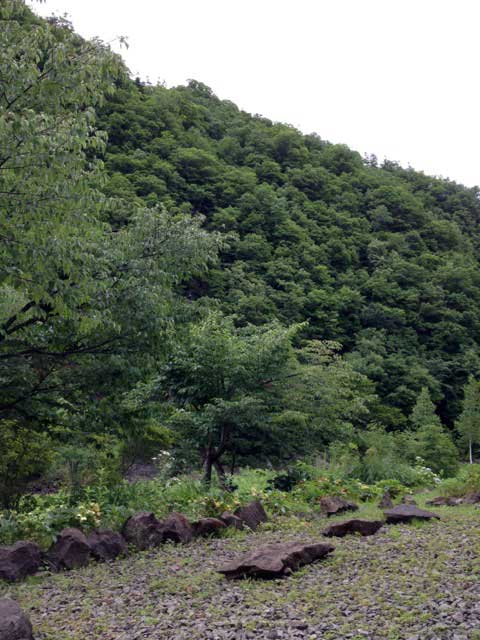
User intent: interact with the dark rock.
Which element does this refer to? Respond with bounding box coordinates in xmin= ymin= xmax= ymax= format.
xmin=123 ymin=511 xmax=194 ymax=549
xmin=323 ymin=519 xmax=384 ymax=537
xmin=402 ymin=495 xmax=417 ymax=505
xmin=218 ymin=540 xmax=334 ymax=579
xmin=463 ymin=491 xmax=480 ymax=504
xmin=378 ymin=491 xmax=394 ymax=509
xmin=87 ymin=529 xmax=127 ymax=562
xmin=125 ymin=462 xmax=159 ymax=483
xmin=319 ymin=496 xmax=359 ymax=517
xmin=0 ymin=541 xmax=41 ymax=582
xmin=234 ymin=500 xmax=268 ymax=530
xmin=192 ymin=517 xmax=227 ymax=537
xmin=0 ymin=598 xmax=34 ymax=640
xmin=157 ymin=512 xmax=193 ymax=543
xmin=220 ymin=512 xmax=244 ymax=530
xmin=45 ymin=528 xmax=90 ymax=570
xmin=122 ymin=512 xmax=164 ymax=550
xmin=384 ymin=504 xmax=440 ymax=524
xmin=427 ymin=496 xmax=463 ymax=506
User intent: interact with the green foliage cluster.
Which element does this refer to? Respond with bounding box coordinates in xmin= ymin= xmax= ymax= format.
xmin=456 ymin=377 xmax=480 ymax=463
xmin=98 ymin=77 xmax=480 ymax=430
xmin=440 ymin=464 xmax=480 ymax=497
xmin=3 ymin=2 xmax=480 ymax=516
xmin=0 ymin=465 xmax=418 ymax=547
xmin=0 ymin=2 xmax=218 ymax=505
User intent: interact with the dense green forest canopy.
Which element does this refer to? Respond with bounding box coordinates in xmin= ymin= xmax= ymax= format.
xmin=98 ymin=77 xmax=480 ymax=426
xmin=2 ymin=1 xmax=480 ymax=505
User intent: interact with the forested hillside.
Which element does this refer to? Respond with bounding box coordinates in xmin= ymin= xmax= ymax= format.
xmin=98 ymin=79 xmax=480 ymax=427
xmin=4 ymin=7 xmax=480 ymax=639
xmin=2 ymin=2 xmax=480 ymax=510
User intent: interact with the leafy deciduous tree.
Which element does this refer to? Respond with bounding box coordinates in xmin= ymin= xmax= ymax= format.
xmin=456 ymin=376 xmax=480 ymax=464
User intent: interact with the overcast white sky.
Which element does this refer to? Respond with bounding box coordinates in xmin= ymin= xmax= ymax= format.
xmin=31 ymin=0 xmax=480 ymax=188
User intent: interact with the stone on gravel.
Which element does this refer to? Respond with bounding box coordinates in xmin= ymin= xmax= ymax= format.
xmin=123 ymin=511 xmax=193 ymax=548
xmin=0 ymin=598 xmax=34 ymax=640
xmin=46 ymin=528 xmax=90 ymax=570
xmin=463 ymin=491 xmax=480 ymax=504
xmin=234 ymin=500 xmax=268 ymax=530
xmin=0 ymin=541 xmax=41 ymax=582
xmin=220 ymin=511 xmax=244 ymax=530
xmin=218 ymin=540 xmax=334 ymax=579
xmin=427 ymin=496 xmax=463 ymax=506
xmin=384 ymin=504 xmax=440 ymax=524
xmin=323 ymin=519 xmax=384 ymax=538
xmin=157 ymin=512 xmax=194 ymax=543
xmin=378 ymin=491 xmax=393 ymax=509
xmin=192 ymin=517 xmax=227 ymax=537
xmin=122 ymin=512 xmax=164 ymax=550
xmin=87 ymin=529 xmax=127 ymax=562
xmin=319 ymin=496 xmax=359 ymax=517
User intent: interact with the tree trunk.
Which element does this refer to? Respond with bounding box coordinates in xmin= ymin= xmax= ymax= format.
xmin=204 ymin=450 xmax=213 ymax=484
xmin=213 ymin=458 xmax=231 ymax=491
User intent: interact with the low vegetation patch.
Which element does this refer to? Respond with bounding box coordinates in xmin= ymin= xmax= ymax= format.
xmin=1 ymin=494 xmax=479 ymax=640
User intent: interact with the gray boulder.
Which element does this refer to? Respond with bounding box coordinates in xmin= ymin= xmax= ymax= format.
xmin=234 ymin=500 xmax=268 ymax=530
xmin=378 ymin=491 xmax=394 ymax=509
xmin=219 ymin=541 xmax=334 ymax=579
xmin=122 ymin=512 xmax=164 ymax=550
xmin=192 ymin=517 xmax=227 ymax=537
xmin=157 ymin=512 xmax=194 ymax=543
xmin=323 ymin=519 xmax=384 ymax=538
xmin=319 ymin=496 xmax=358 ymax=517
xmin=0 ymin=541 xmax=41 ymax=582
xmin=123 ymin=511 xmax=194 ymax=549
xmin=220 ymin=512 xmax=244 ymax=530
xmin=87 ymin=529 xmax=127 ymax=562
xmin=384 ymin=504 xmax=440 ymax=524
xmin=0 ymin=598 xmax=34 ymax=640
xmin=46 ymin=528 xmax=90 ymax=570
xmin=427 ymin=496 xmax=463 ymax=507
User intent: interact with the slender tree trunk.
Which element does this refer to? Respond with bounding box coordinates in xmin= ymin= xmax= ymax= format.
xmin=204 ymin=449 xmax=213 ymax=484
xmin=469 ymin=438 xmax=473 ymax=464
xmin=213 ymin=458 xmax=231 ymax=491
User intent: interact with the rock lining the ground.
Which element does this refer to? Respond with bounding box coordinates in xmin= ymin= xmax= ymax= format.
xmin=384 ymin=504 xmax=440 ymax=524
xmin=87 ymin=530 xmax=127 ymax=562
xmin=378 ymin=491 xmax=394 ymax=509
xmin=234 ymin=500 xmax=268 ymax=530
xmin=323 ymin=519 xmax=384 ymax=537
xmin=2 ymin=502 xmax=479 ymax=640
xmin=427 ymin=496 xmax=463 ymax=506
xmin=0 ymin=542 xmax=41 ymax=582
xmin=319 ymin=496 xmax=359 ymax=517
xmin=220 ymin=512 xmax=244 ymax=530
xmin=45 ymin=528 xmax=91 ymax=571
xmin=192 ymin=518 xmax=227 ymax=537
xmin=0 ymin=598 xmax=34 ymax=640
xmin=122 ymin=511 xmax=165 ymax=550
xmin=157 ymin=512 xmax=194 ymax=544
xmin=218 ymin=540 xmax=334 ymax=579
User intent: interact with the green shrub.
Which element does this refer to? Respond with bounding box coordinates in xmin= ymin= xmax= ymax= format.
xmin=414 ymin=424 xmax=459 ymax=477
xmin=267 ymin=463 xmax=313 ymax=492
xmin=440 ymin=464 xmax=480 ymax=497
xmin=0 ymin=421 xmax=52 ymax=509
xmin=0 ymin=492 xmax=102 ymax=547
xmin=328 ymin=430 xmax=442 ymax=487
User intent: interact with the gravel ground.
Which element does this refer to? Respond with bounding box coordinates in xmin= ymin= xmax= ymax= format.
xmin=1 ymin=500 xmax=479 ymax=640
